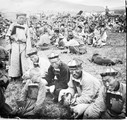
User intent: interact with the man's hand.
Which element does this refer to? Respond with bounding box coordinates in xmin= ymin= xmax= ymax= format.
xmin=70 ymin=104 xmax=89 ymax=118
xmin=1 ymin=75 xmax=9 ymax=84
xmin=58 ymin=89 xmax=69 ymax=102
xmin=49 ymin=85 xmax=55 ymax=93
xmin=70 ymin=93 xmax=78 ymax=105
xmin=63 ymin=93 xmax=72 ymax=106
xmin=22 ymin=72 xmax=30 ymax=80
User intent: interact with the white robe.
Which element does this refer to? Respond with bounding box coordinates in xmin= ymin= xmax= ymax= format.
xmin=65 ymin=39 xmax=80 ymax=47
xmin=6 ymin=23 xmax=32 ymax=77
xmin=26 ymin=51 xmax=51 ymax=78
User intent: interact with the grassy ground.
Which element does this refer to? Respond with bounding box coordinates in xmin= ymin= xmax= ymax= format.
xmin=0 ymin=30 xmax=126 ymax=119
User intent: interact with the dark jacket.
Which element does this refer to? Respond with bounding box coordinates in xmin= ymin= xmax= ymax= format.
xmin=91 ymin=54 xmax=115 ymax=66
xmin=45 ymin=62 xmax=70 ymax=97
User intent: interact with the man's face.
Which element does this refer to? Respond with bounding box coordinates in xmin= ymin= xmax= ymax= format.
xmin=71 ymin=67 xmax=82 ymax=79
xmin=60 ymin=25 xmax=64 ymax=29
xmin=54 ymin=32 xmax=59 ymax=37
xmin=76 ymin=27 xmax=81 ymax=32
xmin=101 ymin=27 xmax=105 ymax=31
xmin=102 ymin=76 xmax=117 ymax=91
xmin=30 ymin=54 xmax=39 ymax=64
xmin=49 ymin=58 xmax=60 ymax=69
xmin=68 ymin=26 xmax=73 ymax=31
xmin=31 ymin=75 xmax=40 ymax=83
xmin=17 ymin=16 xmax=26 ymax=24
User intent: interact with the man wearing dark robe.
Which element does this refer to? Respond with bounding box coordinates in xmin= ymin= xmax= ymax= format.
xmin=45 ymin=52 xmax=70 ymax=102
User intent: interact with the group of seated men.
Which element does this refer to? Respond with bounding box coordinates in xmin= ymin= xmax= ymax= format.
xmin=0 ymin=47 xmax=126 ymax=119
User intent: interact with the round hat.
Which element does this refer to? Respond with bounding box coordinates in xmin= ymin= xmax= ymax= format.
xmin=16 ymin=13 xmax=26 ymax=18
xmin=48 ymin=52 xmax=59 ymax=60
xmin=100 ymin=67 xmax=118 ymax=77
xmin=68 ymin=58 xmax=83 ymax=70
xmin=27 ymin=48 xmax=37 ymax=56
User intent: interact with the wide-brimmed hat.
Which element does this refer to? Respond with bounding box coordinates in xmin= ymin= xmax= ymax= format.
xmin=100 ymin=67 xmax=118 ymax=77
xmin=68 ymin=58 xmax=83 ymax=70
xmin=16 ymin=13 xmax=26 ymax=18
xmin=48 ymin=52 xmax=59 ymax=60
xmin=27 ymin=48 xmax=37 ymax=56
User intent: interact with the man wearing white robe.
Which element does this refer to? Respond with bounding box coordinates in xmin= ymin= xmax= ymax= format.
xmin=6 ymin=13 xmax=32 ymax=79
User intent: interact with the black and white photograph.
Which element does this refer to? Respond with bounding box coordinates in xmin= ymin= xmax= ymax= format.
xmin=0 ymin=0 xmax=126 ymax=119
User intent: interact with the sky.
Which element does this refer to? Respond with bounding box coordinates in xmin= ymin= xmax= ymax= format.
xmin=0 ymin=0 xmax=125 ymax=12
xmin=58 ymin=0 xmax=125 ymax=8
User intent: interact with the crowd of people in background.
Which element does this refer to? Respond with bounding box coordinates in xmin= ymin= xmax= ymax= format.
xmin=0 ymin=9 xmax=126 ymax=48
xmin=0 ymin=8 xmax=126 ymax=119
xmin=27 ymin=11 xmax=126 ymax=49
xmin=0 ymin=14 xmax=12 ymax=39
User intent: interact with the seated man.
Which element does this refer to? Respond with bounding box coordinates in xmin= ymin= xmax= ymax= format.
xmin=93 ymin=26 xmax=101 ymax=47
xmin=44 ymin=52 xmax=70 ymax=102
xmin=0 ymin=70 xmax=13 ymax=118
xmin=89 ymin=53 xmax=123 ymax=66
xmin=57 ymin=34 xmax=67 ymax=49
xmin=73 ymin=25 xmax=84 ymax=45
xmin=16 ymin=67 xmax=47 ymax=118
xmin=94 ymin=25 xmax=107 ymax=47
xmin=65 ymin=34 xmax=87 ymax=55
xmin=36 ymin=28 xmax=50 ymax=50
xmin=65 ymin=34 xmax=80 ymax=47
xmin=14 ymin=48 xmax=50 ymax=118
xmin=58 ymin=58 xmax=105 ymax=119
xmin=26 ymin=48 xmax=50 ymax=77
xmin=100 ymin=67 xmax=126 ymax=119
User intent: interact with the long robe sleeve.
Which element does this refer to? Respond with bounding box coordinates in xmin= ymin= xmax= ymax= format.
xmin=44 ymin=66 xmax=55 ymax=85
xmin=5 ymin=23 xmax=15 ymax=49
xmin=54 ymin=63 xmax=70 ymax=90
xmin=76 ymin=71 xmax=101 ymax=104
xmin=76 ymin=80 xmax=95 ymax=104
xmin=35 ymin=81 xmax=46 ymax=110
xmin=20 ymin=80 xmax=31 ymax=101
